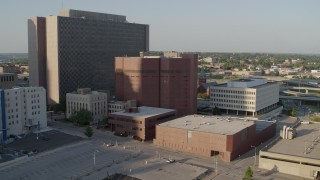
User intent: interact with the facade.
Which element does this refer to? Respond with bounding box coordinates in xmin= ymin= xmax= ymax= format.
xmin=109 ymin=106 xmax=176 ymax=141
xmin=0 ymin=87 xmax=47 ymax=143
xmin=0 ymin=73 xmax=17 ymax=89
xmin=66 ymin=88 xmax=108 ymax=124
xmin=0 ymin=66 xmax=21 ymax=74
xmin=210 ymin=78 xmax=279 ymax=116
xmin=153 ymin=115 xmax=276 ymax=162
xmin=259 ymin=123 xmax=320 ymax=179
xmin=28 ymin=9 xmax=149 ymax=104
xmin=115 ymin=53 xmax=197 ymax=117
xmin=28 ymin=17 xmax=46 ymax=88
xmin=108 ymin=100 xmax=137 ymax=114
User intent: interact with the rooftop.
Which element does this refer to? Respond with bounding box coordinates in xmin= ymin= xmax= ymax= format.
xmin=158 ymin=115 xmax=257 ymax=135
xmin=214 ymin=82 xmax=276 ymax=89
xmin=110 ymin=106 xmax=176 ymax=119
xmin=266 ymin=123 xmax=320 ymax=160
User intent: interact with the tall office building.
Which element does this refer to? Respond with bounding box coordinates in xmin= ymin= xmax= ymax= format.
xmin=210 ymin=78 xmax=279 ymax=116
xmin=28 ymin=9 xmax=149 ymax=104
xmin=0 ymin=87 xmax=47 ymax=143
xmin=115 ymin=53 xmax=198 ymax=117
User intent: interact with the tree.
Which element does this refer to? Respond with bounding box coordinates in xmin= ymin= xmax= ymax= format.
xmin=212 ymin=106 xmax=221 ymax=115
xmin=84 ymin=126 xmax=93 ymax=138
xmin=243 ymin=166 xmax=253 ymax=180
xmin=291 ymin=108 xmax=298 ymax=117
xmin=70 ymin=109 xmax=93 ymax=126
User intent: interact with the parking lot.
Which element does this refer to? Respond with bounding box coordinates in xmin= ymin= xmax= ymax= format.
xmin=5 ymin=130 xmax=83 ymax=153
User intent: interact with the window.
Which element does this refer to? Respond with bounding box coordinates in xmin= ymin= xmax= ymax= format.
xmin=188 ymin=131 xmax=192 ymax=143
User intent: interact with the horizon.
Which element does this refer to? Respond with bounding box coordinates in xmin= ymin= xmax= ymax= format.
xmin=0 ymin=1 xmax=320 ymax=54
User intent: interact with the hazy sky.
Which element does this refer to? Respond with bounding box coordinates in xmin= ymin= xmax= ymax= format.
xmin=0 ymin=0 xmax=319 ymax=54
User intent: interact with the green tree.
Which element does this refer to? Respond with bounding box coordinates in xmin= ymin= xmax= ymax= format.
xmin=197 ymin=93 xmax=208 ymax=99
xmin=70 ymin=109 xmax=93 ymax=126
xmin=84 ymin=126 xmax=93 ymax=138
xmin=291 ymin=108 xmax=298 ymax=117
xmin=243 ymin=166 xmax=253 ymax=180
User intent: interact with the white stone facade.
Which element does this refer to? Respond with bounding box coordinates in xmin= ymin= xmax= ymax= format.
xmin=66 ymin=88 xmax=108 ymax=124
xmin=0 ymin=87 xmax=47 ymax=141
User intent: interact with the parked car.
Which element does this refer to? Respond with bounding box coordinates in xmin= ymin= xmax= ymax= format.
xmin=166 ymin=159 xmax=175 ymax=163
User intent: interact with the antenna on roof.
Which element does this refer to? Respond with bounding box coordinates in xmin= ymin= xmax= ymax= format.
xmin=61 ymin=0 xmax=64 ymax=10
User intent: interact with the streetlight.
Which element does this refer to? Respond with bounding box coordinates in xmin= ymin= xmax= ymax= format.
xmin=93 ymin=150 xmax=99 ymax=167
xmin=251 ymin=145 xmax=257 ymax=167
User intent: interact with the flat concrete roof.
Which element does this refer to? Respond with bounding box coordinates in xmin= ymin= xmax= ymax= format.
xmin=214 ymin=82 xmax=276 ymax=89
xmin=158 ymin=115 xmax=255 ymax=135
xmin=110 ymin=106 xmax=175 ymax=119
xmin=266 ymin=123 xmax=320 ymax=160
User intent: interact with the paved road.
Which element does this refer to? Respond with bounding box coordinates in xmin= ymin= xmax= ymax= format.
xmin=0 ymin=120 xmax=303 ymax=180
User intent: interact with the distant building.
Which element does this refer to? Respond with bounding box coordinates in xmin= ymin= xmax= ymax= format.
xmin=210 ymin=78 xmax=279 ymax=116
xmin=115 ymin=53 xmax=197 ymax=117
xmin=198 ymin=68 xmax=207 ymax=86
xmin=232 ymin=70 xmax=262 ymax=76
xmin=0 ymin=87 xmax=47 ymax=143
xmin=28 ymin=9 xmax=149 ymax=104
xmin=108 ymin=100 xmax=137 ymax=114
xmin=109 ymin=106 xmax=176 ymax=141
xmin=0 ymin=66 xmax=20 ymax=74
xmin=153 ymin=115 xmax=276 ymax=161
xmin=0 ymin=73 xmax=17 ymax=89
xmin=259 ymin=123 xmax=320 ymax=179
xmin=66 ymin=88 xmax=108 ymax=124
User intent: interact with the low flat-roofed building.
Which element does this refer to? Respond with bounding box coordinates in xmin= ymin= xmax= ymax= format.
xmin=154 ymin=115 xmax=276 ymax=162
xmin=108 ymin=100 xmax=137 ymax=114
xmin=0 ymin=73 xmax=17 ymax=89
xmin=259 ymin=123 xmax=320 ymax=179
xmin=109 ymin=106 xmax=176 ymax=141
xmin=210 ymin=78 xmax=279 ymax=116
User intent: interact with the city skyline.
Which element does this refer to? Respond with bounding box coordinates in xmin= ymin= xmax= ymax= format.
xmin=0 ymin=0 xmax=320 ymax=54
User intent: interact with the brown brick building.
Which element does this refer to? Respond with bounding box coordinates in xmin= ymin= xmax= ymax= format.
xmin=153 ymin=115 xmax=276 ymax=162
xmin=115 ymin=53 xmax=197 ymax=117
xmin=109 ymin=106 xmax=176 ymax=141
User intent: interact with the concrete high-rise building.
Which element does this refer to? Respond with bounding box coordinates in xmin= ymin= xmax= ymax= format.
xmin=28 ymin=9 xmax=149 ymax=104
xmin=0 ymin=87 xmax=47 ymax=143
xmin=115 ymin=53 xmax=198 ymax=117
xmin=28 ymin=17 xmax=46 ymax=88
xmin=210 ymin=78 xmax=279 ymax=116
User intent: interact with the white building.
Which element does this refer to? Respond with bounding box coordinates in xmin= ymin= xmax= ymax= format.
xmin=108 ymin=100 xmax=137 ymax=114
xmin=0 ymin=87 xmax=47 ymax=142
xmin=210 ymin=78 xmax=279 ymax=116
xmin=66 ymin=88 xmax=108 ymax=124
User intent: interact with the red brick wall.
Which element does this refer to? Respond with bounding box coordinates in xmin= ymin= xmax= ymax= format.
xmin=115 ymin=54 xmax=197 ymax=117
xmin=154 ymin=125 xmax=235 ymax=161
xmin=109 ymin=110 xmax=176 ymax=141
xmin=115 ymin=57 xmax=160 ymax=107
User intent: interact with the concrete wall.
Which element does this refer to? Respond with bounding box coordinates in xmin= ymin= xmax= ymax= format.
xmin=255 ymin=83 xmax=279 ymax=111
xmin=0 ymin=74 xmax=17 ymax=89
xmin=46 ymin=16 xmax=59 ymax=104
xmin=28 ymin=17 xmax=46 ymax=88
xmin=259 ymin=151 xmax=320 ymax=179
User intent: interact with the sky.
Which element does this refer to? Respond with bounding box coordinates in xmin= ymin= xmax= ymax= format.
xmin=0 ymin=0 xmax=320 ymax=54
